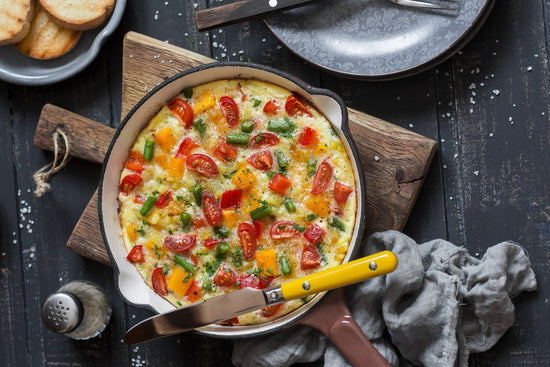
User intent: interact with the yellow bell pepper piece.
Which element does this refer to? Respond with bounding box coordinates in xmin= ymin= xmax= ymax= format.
xmin=167 ymin=266 xmax=194 ymax=297
xmin=232 ymin=166 xmax=257 ymax=189
xmin=304 ymin=194 xmax=331 ymax=217
xmin=222 ymin=209 xmax=241 ymax=229
xmin=256 ymin=249 xmax=278 ymax=277
xmin=126 ymin=223 xmax=138 ymax=242
xmin=193 ymin=92 xmax=216 ymax=114
xmin=168 ymin=157 xmax=185 ymax=178
xmin=155 ymin=127 xmax=177 ymax=152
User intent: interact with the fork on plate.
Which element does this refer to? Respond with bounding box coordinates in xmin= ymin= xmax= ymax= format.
xmin=387 ymin=0 xmax=458 ymax=10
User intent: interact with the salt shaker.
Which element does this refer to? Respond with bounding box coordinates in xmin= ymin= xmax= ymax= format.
xmin=41 ymin=280 xmax=112 ymax=340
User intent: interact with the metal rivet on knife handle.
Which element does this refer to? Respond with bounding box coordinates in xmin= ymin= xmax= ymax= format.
xmin=369 ymin=262 xmax=378 ymax=271
xmin=302 ymin=281 xmax=311 ymax=291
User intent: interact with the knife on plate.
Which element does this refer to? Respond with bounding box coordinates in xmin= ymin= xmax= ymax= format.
xmin=124 ymin=250 xmax=397 ymax=345
xmin=194 ymin=0 xmax=316 ymax=32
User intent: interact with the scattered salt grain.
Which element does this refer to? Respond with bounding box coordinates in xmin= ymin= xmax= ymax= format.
xmin=474 ymin=171 xmax=479 ymax=176
xmin=453 ymin=153 xmax=459 ymax=159
xmin=527 ymin=66 xmax=533 ymax=72
xmin=492 ymin=89 xmax=500 ymax=96
xmin=193 ymin=3 xmax=199 ymax=8
xmin=408 ymin=123 xmax=414 ymax=128
xmin=374 ymin=156 xmax=380 ymax=162
xmin=489 ymin=133 xmax=494 ymax=137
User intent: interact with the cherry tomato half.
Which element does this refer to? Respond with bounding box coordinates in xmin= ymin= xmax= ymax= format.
xmin=126 ymin=245 xmax=145 ymax=263
xmin=253 ymin=220 xmax=264 ymax=238
xmin=164 ymin=233 xmax=197 ymax=252
xmin=263 ymin=100 xmax=280 ymax=114
xmin=237 ymin=274 xmax=260 ymax=289
xmin=213 ymin=265 xmax=237 ymax=287
xmin=202 ymin=191 xmax=222 ymax=226
xmin=220 ymin=189 xmax=242 ymax=209
xmin=124 ymin=151 xmax=145 ymax=173
xmin=261 ymin=304 xmax=283 ymax=317
xmin=186 ymin=153 xmax=219 ymax=178
xmin=151 ymin=267 xmax=169 ymax=296
xmin=334 ymin=181 xmax=353 ymax=203
xmin=311 ymin=159 xmax=333 ymax=195
xmin=298 ymin=127 xmax=318 ymax=146
xmin=204 ymin=237 xmax=221 ymax=248
xmin=268 ymin=173 xmax=292 ymax=196
xmin=219 ymin=96 xmax=240 ymax=127
xmin=185 ymin=280 xmax=202 ymax=303
xmin=285 ymin=94 xmax=313 ymax=117
xmin=155 ymin=190 xmax=172 ymax=208
xmin=300 ymin=245 xmax=321 ymax=270
xmin=303 ymin=223 xmax=326 ymax=245
xmin=247 ymin=150 xmax=273 ymax=171
xmin=120 ymin=173 xmax=143 ymax=195
xmin=168 ymin=98 xmax=194 ymax=128
xmin=175 ymin=137 xmax=198 ymax=159
xmin=251 ymin=132 xmax=280 ymax=148
xmin=213 ymin=139 xmax=238 ymax=161
xmin=270 ymin=220 xmax=303 ymax=239
xmin=238 ymin=222 xmax=258 ymax=260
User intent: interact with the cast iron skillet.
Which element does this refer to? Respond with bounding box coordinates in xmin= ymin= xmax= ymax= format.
xmin=99 ymin=62 xmax=387 ymax=366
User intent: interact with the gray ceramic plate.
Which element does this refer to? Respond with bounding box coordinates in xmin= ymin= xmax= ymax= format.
xmin=0 ymin=0 xmax=126 ymax=86
xmin=264 ymin=0 xmax=494 ymax=80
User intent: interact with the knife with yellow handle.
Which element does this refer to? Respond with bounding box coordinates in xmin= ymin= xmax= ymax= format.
xmin=125 ymin=251 xmax=397 ymax=345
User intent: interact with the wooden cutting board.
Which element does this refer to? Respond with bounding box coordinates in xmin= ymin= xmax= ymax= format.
xmin=34 ymin=32 xmax=437 ymax=266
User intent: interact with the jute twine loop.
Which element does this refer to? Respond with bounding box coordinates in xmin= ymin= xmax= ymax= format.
xmin=33 ymin=128 xmax=71 ymax=197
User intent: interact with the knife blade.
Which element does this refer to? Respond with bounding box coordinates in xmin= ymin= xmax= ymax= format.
xmin=194 ymin=0 xmax=316 ymax=32
xmin=125 ymin=250 xmax=397 ymax=345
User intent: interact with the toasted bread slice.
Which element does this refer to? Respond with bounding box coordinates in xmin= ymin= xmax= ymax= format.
xmin=15 ymin=4 xmax=81 ymax=60
xmin=39 ymin=0 xmax=115 ymax=31
xmin=0 ymin=0 xmax=34 ymax=45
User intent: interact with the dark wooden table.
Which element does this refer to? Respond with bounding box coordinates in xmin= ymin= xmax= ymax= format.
xmin=1 ymin=0 xmax=548 ymax=366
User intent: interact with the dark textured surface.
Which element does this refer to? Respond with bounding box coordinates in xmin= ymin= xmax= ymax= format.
xmin=1 ymin=0 xmax=549 ymax=365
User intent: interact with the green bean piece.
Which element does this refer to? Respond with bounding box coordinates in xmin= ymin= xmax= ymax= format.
xmin=252 ymin=98 xmax=261 ymax=107
xmin=226 ymin=132 xmax=250 ymax=145
xmin=140 ymin=196 xmax=157 ymax=216
xmin=174 ymin=255 xmax=195 ymax=273
xmin=250 ymin=204 xmax=272 ymax=221
xmin=202 ymin=277 xmax=213 ymax=291
xmin=267 ymin=119 xmax=293 ymax=134
xmin=284 ymin=198 xmax=296 ymax=213
xmin=183 ymin=87 xmax=193 ymax=99
xmin=330 ymin=217 xmax=347 ymax=232
xmin=306 ymin=158 xmax=317 ymax=172
xmin=275 ymin=150 xmax=289 ymax=169
xmin=143 ymin=139 xmax=155 ymax=161
xmin=180 ymin=212 xmax=191 ymax=228
xmin=215 ymin=242 xmax=230 ymax=259
xmin=192 ymin=184 xmax=203 ymax=206
xmin=306 ymin=214 xmax=318 ymax=221
xmin=194 ymin=118 xmax=206 ymax=138
xmin=241 ymin=120 xmax=254 ymax=133
xmin=214 ymin=226 xmax=231 ymax=238
xmin=279 ymin=257 xmax=292 ymax=275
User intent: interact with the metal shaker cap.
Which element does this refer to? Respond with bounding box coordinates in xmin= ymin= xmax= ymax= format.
xmin=41 ymin=292 xmax=83 ymax=334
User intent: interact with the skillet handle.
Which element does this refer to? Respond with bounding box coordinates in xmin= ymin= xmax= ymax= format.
xmin=299 ymin=289 xmax=391 ymax=367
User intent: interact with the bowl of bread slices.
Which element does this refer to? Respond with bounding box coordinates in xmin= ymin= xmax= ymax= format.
xmin=0 ymin=0 xmax=126 ymax=85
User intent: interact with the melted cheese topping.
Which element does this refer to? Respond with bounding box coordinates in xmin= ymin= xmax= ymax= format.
xmin=118 ymin=79 xmax=357 ymax=325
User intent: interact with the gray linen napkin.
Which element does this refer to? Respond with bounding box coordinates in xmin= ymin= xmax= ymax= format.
xmin=232 ymin=230 xmax=537 ymax=367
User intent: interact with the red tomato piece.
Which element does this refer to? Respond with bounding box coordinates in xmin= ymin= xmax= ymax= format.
xmin=298 ymin=127 xmax=318 ymax=146
xmin=237 ymin=274 xmax=260 ymax=289
xmin=220 ymin=189 xmax=242 ymax=209
xmin=185 ymin=280 xmax=202 ymax=303
xmin=175 ymin=137 xmax=198 ymax=159
xmin=202 ymin=191 xmax=222 ymax=226
xmin=164 ymin=233 xmax=197 ymax=252
xmin=253 ymin=220 xmax=264 ymax=238
xmin=238 ymin=222 xmax=258 ymax=260
xmin=247 ymin=150 xmax=273 ymax=171
xmin=155 ymin=190 xmax=172 ymax=208
xmin=301 ymin=245 xmax=321 ymax=270
xmin=285 ymin=94 xmax=313 ymax=117
xmin=311 ymin=159 xmax=334 ymax=195
xmin=263 ymin=100 xmax=280 ymax=114
xmin=203 ymin=238 xmax=221 ymax=248
xmin=236 ymin=83 xmax=247 ymax=101
xmin=193 ymin=213 xmax=208 ymax=229
xmin=133 ymin=194 xmax=145 ymax=204
xmin=213 ymin=139 xmax=238 ymax=161
xmin=303 ymin=223 xmax=326 ymax=245
xmin=224 ymin=317 xmax=240 ymax=325
xmin=334 ymin=181 xmax=353 ymax=203
xmin=219 ymin=96 xmax=240 ymax=127
xmin=213 ymin=265 xmax=236 ymax=287
xmin=124 ymin=151 xmax=145 ymax=173
xmin=120 ymin=173 xmax=143 ymax=195
xmin=268 ymin=173 xmax=292 ymax=195
xmin=186 ymin=153 xmax=219 ymax=178
xmin=261 ymin=304 xmax=282 ymax=317
xmin=251 ymin=132 xmax=280 ymax=148
xmin=151 ymin=267 xmax=169 ymax=296
xmin=259 ymin=275 xmax=274 ymax=289
xmin=168 ymin=98 xmax=194 ymax=128
xmin=126 ymin=245 xmax=145 ymax=263
xmin=270 ymin=220 xmax=302 ymax=239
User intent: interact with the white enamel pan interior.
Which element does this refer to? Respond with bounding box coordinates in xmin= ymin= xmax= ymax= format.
xmin=99 ymin=62 xmax=366 ymax=338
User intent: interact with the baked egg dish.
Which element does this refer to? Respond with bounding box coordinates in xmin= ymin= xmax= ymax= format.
xmin=118 ymin=79 xmax=356 ymax=325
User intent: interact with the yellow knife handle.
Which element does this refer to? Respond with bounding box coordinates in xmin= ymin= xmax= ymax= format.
xmin=280 ymin=251 xmax=397 ymax=301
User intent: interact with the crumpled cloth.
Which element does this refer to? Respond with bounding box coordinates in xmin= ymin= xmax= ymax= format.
xmin=232 ymin=230 xmax=537 ymax=367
